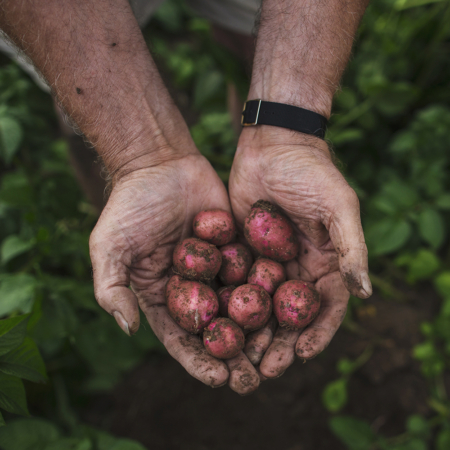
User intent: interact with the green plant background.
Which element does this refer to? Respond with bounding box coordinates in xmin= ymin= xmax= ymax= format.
xmin=0 ymin=0 xmax=450 ymax=448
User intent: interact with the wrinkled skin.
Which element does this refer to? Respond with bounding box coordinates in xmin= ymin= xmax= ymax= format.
xmin=229 ymin=127 xmax=371 ymax=378
xmin=90 ymin=153 xmax=260 ymax=394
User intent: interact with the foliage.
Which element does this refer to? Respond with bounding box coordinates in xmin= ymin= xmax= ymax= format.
xmin=323 ymin=0 xmax=450 ymax=448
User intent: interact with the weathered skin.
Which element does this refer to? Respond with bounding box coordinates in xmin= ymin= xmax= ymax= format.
xmin=173 ymin=237 xmax=222 ymax=283
xmin=229 ymin=126 xmax=371 ymax=378
xmin=273 ymin=280 xmax=320 ymax=330
xmin=244 ymin=200 xmax=299 ymax=262
xmin=217 ymin=286 xmax=235 ymax=317
xmin=203 ymin=318 xmax=245 ymax=359
xmin=193 ymin=209 xmax=236 ymax=246
xmin=228 ymin=284 xmax=272 ymax=331
xmin=244 ymin=315 xmax=278 ymax=365
xmin=247 ymin=258 xmax=286 ymax=295
xmin=218 ymin=243 xmax=253 ymax=286
xmin=166 ymin=275 xmax=219 ymax=334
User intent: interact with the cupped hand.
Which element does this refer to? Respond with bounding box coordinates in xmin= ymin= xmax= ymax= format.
xmin=229 ymin=126 xmax=372 ymax=378
xmin=89 ymin=153 xmax=260 ymax=394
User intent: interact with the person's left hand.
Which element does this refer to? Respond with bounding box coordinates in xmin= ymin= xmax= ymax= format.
xmin=229 ymin=126 xmax=371 ymax=378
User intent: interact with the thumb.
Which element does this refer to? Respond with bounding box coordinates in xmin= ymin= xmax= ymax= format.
xmin=322 ymin=183 xmax=372 ymax=299
xmin=90 ymin=233 xmax=140 ymax=336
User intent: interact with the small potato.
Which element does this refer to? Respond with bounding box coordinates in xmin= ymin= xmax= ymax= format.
xmin=228 ymin=284 xmax=272 ymax=331
xmin=203 ymin=317 xmax=245 ymax=359
xmin=173 ymin=237 xmax=222 ymax=283
xmin=247 ymin=258 xmax=286 ymax=295
xmin=218 ymin=243 xmax=253 ymax=286
xmin=273 ymin=280 xmax=320 ymax=330
xmin=216 ymin=285 xmax=235 ymax=317
xmin=193 ymin=209 xmax=236 ymax=246
xmin=244 ymin=200 xmax=298 ymax=262
xmin=166 ymin=275 xmax=219 ymax=334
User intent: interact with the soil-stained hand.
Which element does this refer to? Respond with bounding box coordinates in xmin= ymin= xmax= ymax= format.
xmin=229 ymin=126 xmax=371 ymax=377
xmin=90 ymin=154 xmax=259 ymax=394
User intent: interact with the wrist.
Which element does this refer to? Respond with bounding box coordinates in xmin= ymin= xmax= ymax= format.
xmin=246 ymin=81 xmax=333 ymax=120
xmin=94 ymin=110 xmax=199 ymax=184
xmin=237 ymin=125 xmax=332 ymax=160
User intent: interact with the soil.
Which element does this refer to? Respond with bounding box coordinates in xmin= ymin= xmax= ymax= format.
xmin=84 ymin=285 xmax=442 ymax=450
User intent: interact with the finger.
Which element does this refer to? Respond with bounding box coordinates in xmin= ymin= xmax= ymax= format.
xmin=90 ymin=232 xmax=140 ymax=336
xmin=257 ymin=367 xmax=268 ymax=382
xmin=226 ymin=352 xmax=260 ymax=395
xmin=295 ymin=271 xmax=349 ymax=360
xmin=244 ymin=316 xmax=278 ymax=365
xmin=141 ymin=301 xmax=229 ymax=387
xmin=259 ymin=327 xmax=302 ymax=378
xmin=321 ymin=181 xmax=371 ymax=299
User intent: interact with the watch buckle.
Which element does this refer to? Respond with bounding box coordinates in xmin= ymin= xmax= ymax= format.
xmin=241 ymin=99 xmax=262 ymax=126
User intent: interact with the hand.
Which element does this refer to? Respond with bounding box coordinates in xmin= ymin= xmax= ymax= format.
xmin=89 ymin=153 xmax=260 ymax=394
xmin=229 ymin=126 xmax=371 ymax=378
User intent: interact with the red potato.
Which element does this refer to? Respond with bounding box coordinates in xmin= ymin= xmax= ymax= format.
xmin=247 ymin=258 xmax=286 ymax=295
xmin=166 ymin=275 xmax=219 ymax=334
xmin=217 ymin=285 xmax=235 ymax=317
xmin=193 ymin=209 xmax=236 ymax=246
xmin=203 ymin=317 xmax=245 ymax=359
xmin=218 ymin=243 xmax=253 ymax=286
xmin=228 ymin=284 xmax=272 ymax=331
xmin=273 ymin=280 xmax=320 ymax=330
xmin=173 ymin=237 xmax=222 ymax=283
xmin=244 ymin=200 xmax=299 ymax=262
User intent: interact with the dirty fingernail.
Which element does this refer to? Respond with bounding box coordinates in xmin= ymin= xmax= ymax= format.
xmin=360 ymin=272 xmax=372 ymax=298
xmin=113 ymin=311 xmax=130 ymax=336
xmin=273 ymin=370 xmax=286 ymax=379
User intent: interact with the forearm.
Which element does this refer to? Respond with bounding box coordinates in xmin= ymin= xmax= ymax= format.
xmin=250 ymin=0 xmax=369 ymax=118
xmin=0 ymin=0 xmax=196 ymax=179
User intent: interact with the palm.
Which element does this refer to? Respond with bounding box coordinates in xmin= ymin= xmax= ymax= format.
xmin=90 ymin=154 xmax=260 ymax=393
xmin=229 ymin=128 xmax=370 ymax=377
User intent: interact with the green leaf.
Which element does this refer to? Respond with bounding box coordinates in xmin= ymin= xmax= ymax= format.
xmin=436 ymin=429 xmax=450 ymax=450
xmin=0 ymin=274 xmax=36 ymax=317
xmin=366 ymin=219 xmax=411 ymax=255
xmin=0 ymin=337 xmax=47 ymax=383
xmin=193 ymin=70 xmax=224 ymax=108
xmin=436 ymin=193 xmax=450 ymax=210
xmin=44 ymin=438 xmax=93 ymax=450
xmin=413 ymin=341 xmax=435 ymax=360
xmin=329 ymin=416 xmax=376 ymax=450
xmin=0 ymin=172 xmax=32 ymax=208
xmin=0 ymin=410 xmax=4 ymax=426
xmin=395 ymin=0 xmax=446 ymax=10
xmin=396 ymin=249 xmax=440 ymax=283
xmin=0 ymin=116 xmax=22 ymax=164
xmin=0 ymin=315 xmax=29 ymax=357
xmin=406 ymin=415 xmax=430 ymax=438
xmin=337 ymin=358 xmax=356 ymax=376
xmin=1 ymin=235 xmax=35 ymax=264
xmin=95 ymin=431 xmax=147 ymax=450
xmin=418 ymin=209 xmax=445 ymax=248
xmin=330 ymin=129 xmax=364 ymax=145
xmin=0 ymin=372 xmax=28 ymax=415
xmin=322 ymin=378 xmax=348 ymax=413
xmin=0 ymin=418 xmax=60 ymax=450
xmin=435 ymin=272 xmax=450 ymax=298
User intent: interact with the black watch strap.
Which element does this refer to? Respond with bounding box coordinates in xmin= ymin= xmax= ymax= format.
xmin=241 ymin=99 xmax=328 ymax=139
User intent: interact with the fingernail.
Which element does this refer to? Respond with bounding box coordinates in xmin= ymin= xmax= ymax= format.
xmin=360 ymin=272 xmax=372 ymax=298
xmin=113 ymin=311 xmax=130 ymax=336
xmin=212 ymin=381 xmax=228 ymax=389
xmin=273 ymin=371 xmax=285 ymax=379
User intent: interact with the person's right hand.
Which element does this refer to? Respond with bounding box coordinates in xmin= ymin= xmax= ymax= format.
xmin=229 ymin=126 xmax=371 ymax=378
xmin=89 ymin=153 xmax=261 ymax=395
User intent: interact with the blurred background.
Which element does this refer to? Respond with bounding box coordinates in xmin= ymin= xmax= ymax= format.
xmin=0 ymin=0 xmax=450 ymax=448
